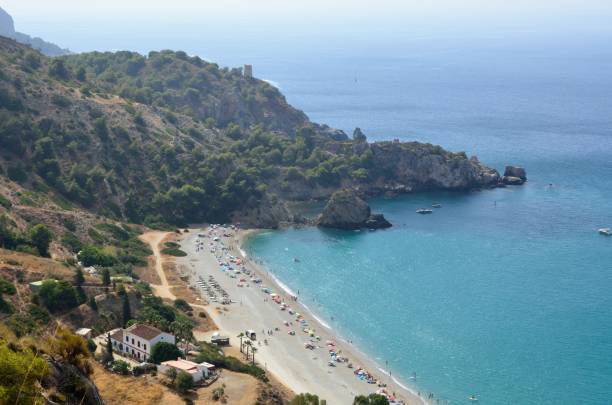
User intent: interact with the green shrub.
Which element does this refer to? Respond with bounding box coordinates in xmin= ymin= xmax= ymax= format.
xmin=28 ymin=304 xmax=50 ymax=324
xmin=0 ymin=194 xmax=11 ymax=209
xmin=173 ymin=298 xmax=192 ymax=312
xmin=51 ymin=94 xmax=72 ymax=108
xmin=6 ymin=166 xmax=27 ymax=183
xmin=28 ymin=224 xmax=53 ymax=257
xmin=0 ymin=342 xmax=49 ymax=403
xmin=95 ymin=223 xmax=130 ymax=241
xmin=86 ymin=338 xmax=97 ymax=353
xmin=6 ymin=313 xmax=37 ymax=337
xmin=48 ymin=59 xmax=70 ymax=79
xmin=0 ymin=276 xmax=16 ymax=313
xmin=87 ymin=228 xmax=106 ymax=244
xmin=36 ymin=280 xmax=79 ymax=313
xmin=78 ymin=245 xmax=117 ymax=267
xmin=63 ymin=218 xmax=77 ymax=232
xmin=160 ymin=247 xmax=187 ymax=257
xmin=292 ymin=393 xmax=326 ymax=405
xmin=175 ymin=371 xmax=194 ymax=393
xmin=149 ymin=342 xmax=182 ymax=364
xmin=61 ymin=232 xmax=82 ymax=253
xmin=111 ymin=360 xmax=131 ymax=375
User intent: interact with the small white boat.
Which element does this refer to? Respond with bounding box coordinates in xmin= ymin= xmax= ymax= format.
xmin=416 ymin=209 xmax=433 ymax=214
xmin=599 ymin=228 xmax=611 ymax=236
xmin=468 ymin=395 xmax=479 ymax=402
xmin=432 ymin=203 xmax=442 ymax=208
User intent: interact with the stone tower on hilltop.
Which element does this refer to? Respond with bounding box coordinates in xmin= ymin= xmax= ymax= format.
xmin=243 ymin=64 xmax=253 ymax=79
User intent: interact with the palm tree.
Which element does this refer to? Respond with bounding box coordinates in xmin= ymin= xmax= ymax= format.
xmin=237 ymin=332 xmax=245 ymax=353
xmin=251 ymin=347 xmax=257 ymax=365
xmin=244 ymin=340 xmax=252 ymax=361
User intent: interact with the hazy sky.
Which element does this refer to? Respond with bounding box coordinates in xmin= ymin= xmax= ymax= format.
xmin=3 ymin=0 xmax=612 ymax=54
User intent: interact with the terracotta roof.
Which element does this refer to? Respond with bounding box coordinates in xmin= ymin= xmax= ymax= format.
xmin=126 ymin=324 xmax=165 ymax=340
xmin=162 ymin=359 xmax=200 ymax=373
xmin=110 ymin=329 xmax=123 ymax=342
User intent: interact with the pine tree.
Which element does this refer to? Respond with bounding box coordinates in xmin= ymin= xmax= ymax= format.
xmin=101 ymin=268 xmax=111 ymax=286
xmin=88 ymin=295 xmax=98 ymax=311
xmin=74 ymin=267 xmax=85 ymax=286
xmin=103 ymin=333 xmax=114 ymax=364
xmin=76 ymin=285 xmax=87 ymax=304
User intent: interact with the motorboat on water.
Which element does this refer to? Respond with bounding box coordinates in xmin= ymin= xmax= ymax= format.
xmin=468 ymin=395 xmax=479 ymax=402
xmin=599 ymin=228 xmax=611 ymax=236
xmin=416 ymin=208 xmax=433 ymax=214
xmin=432 ymin=203 xmax=442 ymax=208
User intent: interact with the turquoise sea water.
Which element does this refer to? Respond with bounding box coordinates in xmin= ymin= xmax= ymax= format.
xmin=240 ymin=37 xmax=612 ymax=404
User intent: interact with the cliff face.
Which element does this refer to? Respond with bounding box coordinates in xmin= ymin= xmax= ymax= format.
xmin=364 ymin=143 xmax=500 ymax=192
xmin=231 ymin=195 xmax=292 ymax=229
xmin=0 ymin=6 xmax=70 ymax=56
xmin=0 ymin=7 xmax=15 ymax=37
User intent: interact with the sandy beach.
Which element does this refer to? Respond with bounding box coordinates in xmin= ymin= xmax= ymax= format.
xmin=175 ymin=226 xmax=426 ymax=405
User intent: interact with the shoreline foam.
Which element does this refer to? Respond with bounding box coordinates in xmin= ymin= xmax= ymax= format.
xmin=238 ymin=228 xmax=427 ymax=404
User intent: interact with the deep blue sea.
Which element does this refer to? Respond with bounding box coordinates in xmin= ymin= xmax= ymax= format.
xmin=233 ymin=36 xmax=612 ymax=404
xmin=55 ymin=27 xmax=612 ymax=404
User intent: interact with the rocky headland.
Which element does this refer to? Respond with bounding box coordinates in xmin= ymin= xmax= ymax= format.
xmin=316 ymin=189 xmax=392 ymax=230
xmin=502 ymin=165 xmax=527 ymax=185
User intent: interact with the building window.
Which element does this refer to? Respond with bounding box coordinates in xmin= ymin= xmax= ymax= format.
xmin=137 ymin=341 xmax=140 ymax=348
xmin=125 ymin=336 xmax=129 ymax=342
xmin=132 ymin=338 xmax=134 ymax=344
xmin=144 ymin=344 xmax=147 ymax=350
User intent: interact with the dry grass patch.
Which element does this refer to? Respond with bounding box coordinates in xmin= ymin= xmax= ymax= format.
xmin=92 ymin=363 xmax=183 ymax=405
xmin=196 ymin=370 xmax=260 ymax=405
xmin=132 ymin=256 xmax=161 ymax=284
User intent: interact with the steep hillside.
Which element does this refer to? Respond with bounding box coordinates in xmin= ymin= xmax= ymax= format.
xmin=61 ymin=50 xmax=309 ymax=133
xmin=0 ymin=37 xmax=501 ymax=229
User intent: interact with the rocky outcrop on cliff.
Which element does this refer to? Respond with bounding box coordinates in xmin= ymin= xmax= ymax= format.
xmin=231 ymin=194 xmax=292 ymax=229
xmin=316 ymin=189 xmax=391 ymax=230
xmin=502 ymin=166 xmax=527 ymax=185
xmin=366 ymin=143 xmax=501 ymax=191
xmin=0 ymin=6 xmax=70 ymax=56
xmin=43 ymin=357 xmax=104 ymax=405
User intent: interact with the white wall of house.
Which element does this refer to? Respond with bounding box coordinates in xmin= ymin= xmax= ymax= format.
xmin=158 ymin=364 xmax=204 ymax=382
xmin=112 ymin=329 xmax=176 ymax=362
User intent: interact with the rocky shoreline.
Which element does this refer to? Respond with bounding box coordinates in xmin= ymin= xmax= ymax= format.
xmin=235 ymin=163 xmax=527 ymax=229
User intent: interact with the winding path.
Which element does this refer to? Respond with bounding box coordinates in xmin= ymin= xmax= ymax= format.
xmin=139 ymin=231 xmax=176 ymax=300
xmin=139 ymin=230 xmax=209 ymax=313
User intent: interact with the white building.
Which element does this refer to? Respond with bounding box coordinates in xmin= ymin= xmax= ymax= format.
xmin=159 ymin=359 xmax=215 ymax=382
xmin=110 ymin=324 xmax=175 ymax=362
xmin=75 ymin=328 xmax=92 ymax=339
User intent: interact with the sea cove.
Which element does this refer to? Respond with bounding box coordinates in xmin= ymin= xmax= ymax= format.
xmin=241 ymin=36 xmax=612 ymax=404
xmin=245 ymin=185 xmax=612 ymax=403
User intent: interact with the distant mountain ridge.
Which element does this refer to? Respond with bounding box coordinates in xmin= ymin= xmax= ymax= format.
xmin=0 ymin=6 xmax=70 ymax=56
